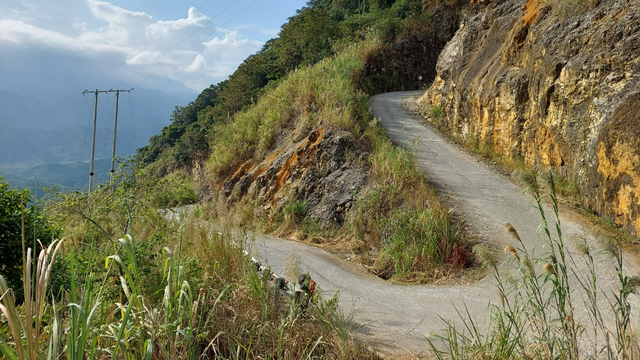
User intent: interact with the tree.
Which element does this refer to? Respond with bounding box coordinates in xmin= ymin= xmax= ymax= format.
xmin=273 ymin=8 xmax=340 ymax=72
xmin=0 ymin=177 xmax=58 ymax=302
xmin=137 ymin=83 xmax=226 ymax=166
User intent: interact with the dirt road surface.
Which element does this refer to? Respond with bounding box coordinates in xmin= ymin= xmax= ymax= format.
xmin=224 ymin=92 xmax=640 ymax=357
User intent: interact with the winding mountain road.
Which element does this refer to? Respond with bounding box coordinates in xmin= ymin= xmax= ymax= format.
xmin=242 ymin=92 xmax=640 ymax=357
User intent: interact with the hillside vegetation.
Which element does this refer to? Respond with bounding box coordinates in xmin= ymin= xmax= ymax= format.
xmin=139 ymin=0 xmax=469 ymax=282
xmin=138 ymin=0 xmax=449 ymax=173
xmin=0 ymin=0 xmax=470 ymax=358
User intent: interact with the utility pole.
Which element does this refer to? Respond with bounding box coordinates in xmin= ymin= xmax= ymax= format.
xmin=82 ymin=88 xmax=133 ymax=197
xmin=110 ymin=88 xmax=133 ymax=190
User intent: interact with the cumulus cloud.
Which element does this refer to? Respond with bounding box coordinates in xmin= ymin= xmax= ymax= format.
xmin=0 ymin=0 xmax=264 ymax=92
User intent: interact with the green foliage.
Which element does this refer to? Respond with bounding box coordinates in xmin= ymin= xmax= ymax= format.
xmin=377 ymin=208 xmax=461 ymax=278
xmin=273 ymin=8 xmax=340 ymax=71
xmin=284 ymin=199 xmax=309 ymax=225
xmin=430 ymin=106 xmax=444 ymax=118
xmin=138 ymin=82 xmax=226 ymax=167
xmin=151 ymin=172 xmax=199 ymax=208
xmin=0 ymin=177 xmax=59 ymax=302
xmin=351 ymin=139 xmax=468 ymax=280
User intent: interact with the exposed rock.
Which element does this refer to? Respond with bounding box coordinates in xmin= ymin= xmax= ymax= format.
xmin=221 ymin=128 xmax=368 ymax=227
xmin=362 ymin=6 xmax=461 ymax=92
xmin=420 ymin=0 xmax=640 ymax=234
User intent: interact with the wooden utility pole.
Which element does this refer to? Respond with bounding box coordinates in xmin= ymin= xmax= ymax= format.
xmin=82 ymin=88 xmax=133 ymax=197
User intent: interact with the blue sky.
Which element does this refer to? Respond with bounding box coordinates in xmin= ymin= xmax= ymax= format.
xmin=0 ymin=0 xmax=306 ymax=93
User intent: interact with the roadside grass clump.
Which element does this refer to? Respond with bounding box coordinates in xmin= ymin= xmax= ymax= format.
xmin=1 ymin=170 xmax=378 ymax=359
xmin=351 ymin=138 xmax=469 ymax=281
xmin=429 ymin=170 xmax=640 ymax=359
xmin=283 ymin=199 xmax=309 ymax=226
xmin=513 ymin=166 xmax=581 ymax=207
xmin=430 ymin=106 xmax=445 ymax=119
xmin=151 ymin=170 xmax=199 ymax=208
xmin=279 ymin=199 xmax=329 ymax=242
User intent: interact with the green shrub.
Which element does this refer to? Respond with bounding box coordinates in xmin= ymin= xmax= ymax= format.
xmin=152 ymin=176 xmax=198 ymax=208
xmin=377 ymin=208 xmax=461 ymax=278
xmin=430 ymin=106 xmax=444 ymax=119
xmin=284 ymin=199 xmax=309 ymax=225
xmin=0 ymin=177 xmax=59 ymax=303
xmin=351 ymin=139 xmax=468 ymax=280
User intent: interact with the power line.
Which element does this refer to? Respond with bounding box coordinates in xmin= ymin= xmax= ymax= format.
xmin=77 ymin=94 xmax=97 ymax=184
xmin=127 ymin=92 xmax=138 ymax=151
xmin=100 ymin=92 xmax=116 ymax=158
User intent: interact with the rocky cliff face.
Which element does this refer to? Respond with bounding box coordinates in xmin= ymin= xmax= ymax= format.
xmin=219 ymin=126 xmax=369 ymax=227
xmin=420 ymin=0 xmax=640 ymax=234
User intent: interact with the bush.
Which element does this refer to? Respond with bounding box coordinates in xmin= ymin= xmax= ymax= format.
xmin=0 ymin=177 xmax=59 ymax=302
xmin=283 ymin=199 xmax=309 ymax=225
xmin=152 ymin=175 xmax=199 ymax=208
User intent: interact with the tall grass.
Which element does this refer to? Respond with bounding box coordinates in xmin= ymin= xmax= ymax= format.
xmin=0 ymin=239 xmax=63 ymax=360
xmin=351 ymin=138 xmax=468 ymax=281
xmin=1 ymin=181 xmax=378 ymax=359
xmin=429 ymin=171 xmax=640 ymax=359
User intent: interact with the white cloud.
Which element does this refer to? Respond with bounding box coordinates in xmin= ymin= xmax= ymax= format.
xmin=172 ymin=31 xmax=262 ymax=90
xmin=0 ymin=0 xmax=265 ymax=92
xmin=184 ymin=54 xmax=207 ymax=73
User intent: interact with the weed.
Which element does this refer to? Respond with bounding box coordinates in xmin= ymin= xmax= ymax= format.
xmin=351 ymin=138 xmax=469 ymax=281
xmin=284 ymin=199 xmax=309 ymax=225
xmin=0 ymin=239 xmax=64 ymax=360
xmin=430 ymin=106 xmax=445 ymax=119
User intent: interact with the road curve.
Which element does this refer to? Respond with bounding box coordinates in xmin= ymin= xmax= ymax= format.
xmin=245 ymin=91 xmax=640 ymax=356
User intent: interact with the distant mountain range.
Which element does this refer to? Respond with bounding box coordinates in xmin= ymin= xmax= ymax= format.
xmin=0 ymin=87 xmax=195 ymax=193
